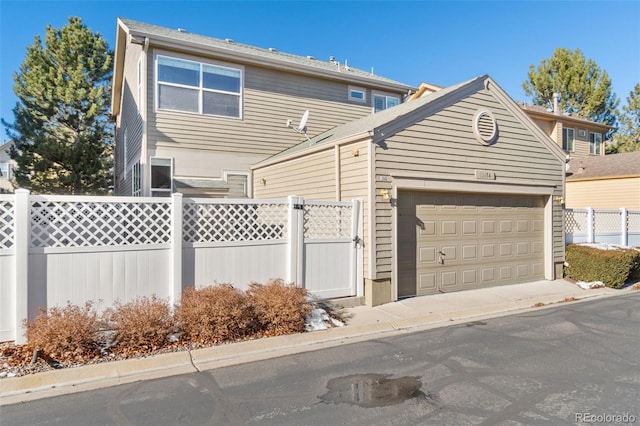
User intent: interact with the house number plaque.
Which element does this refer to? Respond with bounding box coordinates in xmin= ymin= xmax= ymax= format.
xmin=475 ymin=170 xmax=496 ymax=180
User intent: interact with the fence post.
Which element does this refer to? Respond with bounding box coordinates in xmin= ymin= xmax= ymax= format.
xmin=620 ymin=208 xmax=628 ymax=247
xmin=14 ymin=189 xmax=29 ymax=345
xmin=287 ymin=195 xmax=304 ymax=286
xmin=586 ymin=207 xmax=594 ymax=243
xmin=170 ymin=193 xmax=183 ymax=307
xmin=350 ymin=199 xmax=364 ymax=298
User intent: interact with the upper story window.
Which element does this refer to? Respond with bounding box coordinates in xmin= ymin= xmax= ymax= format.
xmin=156 ymin=55 xmax=242 ymax=118
xmin=349 ymin=86 xmax=366 ymax=103
xmin=589 ymin=132 xmax=603 ymax=155
xmin=373 ymin=93 xmax=400 ymax=113
xmin=562 ymin=127 xmax=575 ymax=152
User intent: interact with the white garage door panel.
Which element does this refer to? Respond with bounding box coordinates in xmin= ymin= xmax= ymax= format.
xmin=398 ymin=191 xmax=545 ymax=297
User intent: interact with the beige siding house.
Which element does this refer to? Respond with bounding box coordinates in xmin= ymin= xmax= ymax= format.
xmin=111 ymin=18 xmax=414 ymax=197
xmin=565 ymin=152 xmax=640 ymax=209
xmin=253 ymin=75 xmax=566 ymax=305
xmin=517 ymin=103 xmax=613 ymax=159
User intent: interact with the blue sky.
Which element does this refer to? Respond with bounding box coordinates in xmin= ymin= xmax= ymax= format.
xmin=1 ymin=0 xmax=639 ymax=138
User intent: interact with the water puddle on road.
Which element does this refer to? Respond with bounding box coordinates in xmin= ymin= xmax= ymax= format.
xmin=319 ymin=374 xmax=426 ymax=408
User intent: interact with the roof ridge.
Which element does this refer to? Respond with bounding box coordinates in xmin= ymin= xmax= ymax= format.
xmin=117 ymin=17 xmax=414 ymax=89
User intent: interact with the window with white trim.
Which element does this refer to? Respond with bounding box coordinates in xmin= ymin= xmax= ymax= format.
xmin=373 ymin=93 xmax=400 ymax=112
xmin=589 ymin=132 xmax=603 ymax=155
xmin=0 ymin=163 xmax=12 ymax=180
xmin=156 ymin=55 xmax=242 ymax=118
xmin=132 ymin=161 xmax=142 ymax=197
xmin=150 ymin=157 xmax=172 ymax=197
xmin=562 ymin=127 xmax=575 ymax=152
xmin=348 ymin=86 xmax=366 ymax=103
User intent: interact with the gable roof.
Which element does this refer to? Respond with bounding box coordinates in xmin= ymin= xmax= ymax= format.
xmin=254 ymin=75 xmax=567 ymax=168
xmin=112 ymin=18 xmax=415 ymax=116
xmin=567 ymin=151 xmax=640 ymax=180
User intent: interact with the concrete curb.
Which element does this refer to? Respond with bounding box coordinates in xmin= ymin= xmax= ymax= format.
xmin=0 ymin=285 xmax=633 ymax=406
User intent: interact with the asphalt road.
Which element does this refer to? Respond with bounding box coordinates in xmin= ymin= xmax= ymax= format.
xmin=2 ymin=292 xmax=639 ymax=425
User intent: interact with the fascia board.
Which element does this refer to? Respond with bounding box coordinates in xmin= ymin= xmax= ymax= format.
xmin=110 ymin=20 xmax=128 ymax=117
xmin=127 ymin=29 xmax=415 ymax=93
xmin=372 ymin=78 xmax=483 ymax=145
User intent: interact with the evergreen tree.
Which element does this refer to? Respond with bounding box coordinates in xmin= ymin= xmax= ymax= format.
xmin=3 ymin=17 xmax=113 ymax=194
xmin=523 ymin=48 xmax=619 ymax=129
xmin=607 ymin=84 xmax=640 ymax=153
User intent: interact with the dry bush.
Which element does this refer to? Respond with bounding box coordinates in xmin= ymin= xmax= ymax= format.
xmin=25 ymin=301 xmax=102 ymax=363
xmin=176 ymin=284 xmax=255 ymax=344
xmin=105 ymin=296 xmax=175 ymax=355
xmin=247 ymin=279 xmax=312 ymax=337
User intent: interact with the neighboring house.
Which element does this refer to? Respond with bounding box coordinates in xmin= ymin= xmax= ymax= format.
xmin=252 ymin=75 xmax=566 ymax=305
xmin=0 ymin=141 xmax=15 ymax=193
xmin=111 ymin=18 xmax=414 ymax=198
xmin=517 ymin=103 xmax=613 ymax=159
xmin=565 ymin=151 xmax=640 ymax=209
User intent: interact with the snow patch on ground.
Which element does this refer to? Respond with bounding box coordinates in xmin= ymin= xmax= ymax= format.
xmin=305 ymin=308 xmax=344 ymax=332
xmin=579 ymin=243 xmax=628 ymax=251
xmin=576 ymin=281 xmax=605 ymax=289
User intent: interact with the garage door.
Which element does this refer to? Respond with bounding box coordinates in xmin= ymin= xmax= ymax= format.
xmin=398 ymin=191 xmax=545 ymax=297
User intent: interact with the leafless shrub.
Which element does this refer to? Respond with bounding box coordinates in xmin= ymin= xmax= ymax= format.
xmin=247 ymin=279 xmax=311 ymax=337
xmin=176 ymin=284 xmax=255 ymax=344
xmin=105 ymin=296 xmax=175 ymax=356
xmin=24 ymin=302 xmax=101 ymax=363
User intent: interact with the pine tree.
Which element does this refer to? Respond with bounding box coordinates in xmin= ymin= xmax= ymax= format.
xmin=3 ymin=17 xmax=113 ymax=194
xmin=607 ymin=84 xmax=640 ymax=153
xmin=523 ymin=48 xmax=619 ymax=129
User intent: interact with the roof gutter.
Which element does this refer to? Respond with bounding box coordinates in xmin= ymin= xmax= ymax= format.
xmin=251 ymin=131 xmax=372 ymax=170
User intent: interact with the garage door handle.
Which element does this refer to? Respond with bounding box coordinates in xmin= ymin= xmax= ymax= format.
xmin=438 ymin=251 xmax=445 ymax=265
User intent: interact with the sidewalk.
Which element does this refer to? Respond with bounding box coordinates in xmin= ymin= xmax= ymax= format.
xmin=0 ymin=279 xmax=629 ymax=405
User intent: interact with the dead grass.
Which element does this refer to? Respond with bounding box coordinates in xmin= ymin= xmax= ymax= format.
xmin=562 ymin=297 xmax=578 ymax=302
xmin=533 ymin=302 xmax=546 ymax=308
xmin=631 ymin=283 xmax=640 ymax=291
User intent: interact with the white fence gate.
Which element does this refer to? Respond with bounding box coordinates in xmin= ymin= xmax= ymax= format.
xmin=0 ymin=190 xmax=363 ymax=343
xmin=565 ymin=207 xmax=640 ymax=247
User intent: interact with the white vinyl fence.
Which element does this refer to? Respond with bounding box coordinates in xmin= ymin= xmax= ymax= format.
xmin=0 ymin=190 xmax=363 ymax=343
xmin=565 ymin=207 xmax=640 ymax=247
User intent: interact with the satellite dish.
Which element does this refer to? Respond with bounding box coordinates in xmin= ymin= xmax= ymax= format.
xmin=297 ymin=110 xmax=309 ymax=132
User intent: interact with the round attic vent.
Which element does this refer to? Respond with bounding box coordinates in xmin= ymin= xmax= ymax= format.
xmin=472 ymin=109 xmax=498 ymax=145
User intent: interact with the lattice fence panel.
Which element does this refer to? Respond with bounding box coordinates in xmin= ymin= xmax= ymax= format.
xmin=30 ymin=200 xmax=172 ymax=248
xmin=628 ymin=211 xmax=640 ymax=233
xmin=304 ymin=203 xmax=352 ymax=239
xmin=183 ymin=202 xmax=288 ymax=243
xmin=594 ymin=210 xmax=621 ymax=233
xmin=565 ymin=209 xmax=588 ymax=234
xmin=0 ymin=200 xmax=14 ymax=249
